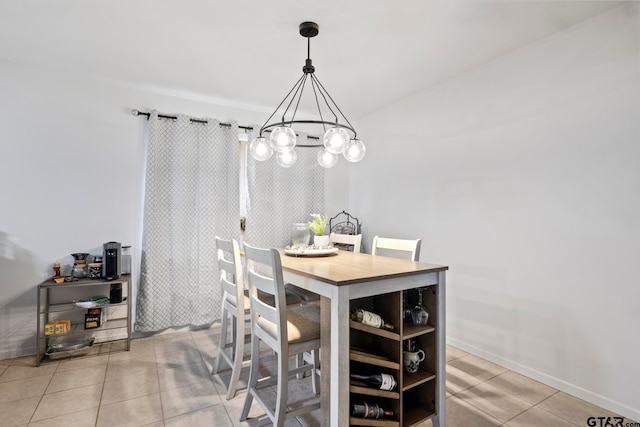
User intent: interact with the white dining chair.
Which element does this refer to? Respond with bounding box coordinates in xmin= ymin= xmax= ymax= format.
xmin=241 ymin=243 xmax=321 ymax=427
xmin=371 ymin=235 xmax=421 ymax=261
xmin=211 ymin=237 xmax=250 ymax=400
xmin=330 ymin=232 xmax=362 ymax=253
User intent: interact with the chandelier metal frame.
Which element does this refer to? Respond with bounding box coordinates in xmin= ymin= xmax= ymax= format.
xmin=258 ymin=22 xmax=357 ymax=140
xmin=251 ymin=22 xmax=365 ymax=167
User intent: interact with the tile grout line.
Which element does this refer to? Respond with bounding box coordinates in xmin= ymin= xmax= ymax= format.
xmin=26 ymin=358 xmax=58 ymax=425
xmin=94 ymin=354 xmax=110 ymax=427
xmin=448 ymin=392 xmax=504 ymax=425
xmin=499 ymin=399 xmax=540 ymax=426
xmin=531 ymin=391 xmax=583 ymax=427
xmin=448 ymin=363 xmax=535 ymax=426
xmin=446 ymin=363 xmax=507 ymax=397
xmin=201 ymin=326 xmax=250 ymax=427
xmin=152 ymin=338 xmax=168 ymax=425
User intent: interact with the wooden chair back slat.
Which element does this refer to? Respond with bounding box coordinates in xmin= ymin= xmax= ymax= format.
xmin=371 ymin=235 xmax=421 ymax=261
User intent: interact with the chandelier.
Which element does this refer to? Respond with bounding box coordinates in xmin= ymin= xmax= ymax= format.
xmin=249 ymin=22 xmax=366 ymax=168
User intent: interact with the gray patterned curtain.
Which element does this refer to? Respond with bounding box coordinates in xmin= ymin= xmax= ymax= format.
xmin=135 ymin=111 xmax=240 ymax=332
xmin=244 ymin=130 xmax=324 ymax=248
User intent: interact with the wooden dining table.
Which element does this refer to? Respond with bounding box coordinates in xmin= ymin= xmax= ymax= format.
xmin=278 ymin=249 xmax=448 ymax=427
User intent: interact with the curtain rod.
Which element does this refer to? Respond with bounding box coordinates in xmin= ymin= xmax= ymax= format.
xmin=131 ymin=109 xmax=321 ymax=143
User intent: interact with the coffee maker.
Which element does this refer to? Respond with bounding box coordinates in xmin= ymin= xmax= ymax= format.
xmin=103 ymin=242 xmax=122 ymax=280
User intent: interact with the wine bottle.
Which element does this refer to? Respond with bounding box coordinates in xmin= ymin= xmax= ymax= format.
xmin=352 ymin=402 xmax=394 ymax=419
xmin=350 ymin=308 xmax=394 ymax=331
xmin=402 ymin=290 xmax=413 ymax=323
xmin=350 ymin=373 xmax=397 ymax=391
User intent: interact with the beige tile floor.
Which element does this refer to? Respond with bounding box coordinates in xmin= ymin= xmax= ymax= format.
xmin=0 ymin=327 xmax=636 ymax=427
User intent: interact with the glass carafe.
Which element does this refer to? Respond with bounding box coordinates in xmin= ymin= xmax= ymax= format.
xmin=71 ymin=253 xmax=89 ymax=278
xmin=291 ymin=223 xmax=311 ymax=247
xmin=411 ymin=288 xmax=429 ymax=326
xmin=121 ymin=246 xmax=132 ymax=275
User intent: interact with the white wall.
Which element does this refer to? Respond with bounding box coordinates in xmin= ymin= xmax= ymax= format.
xmin=351 ymin=5 xmax=639 ymax=420
xmin=0 ymin=58 xmax=347 ymax=359
xmin=0 ymin=61 xmax=274 ymax=359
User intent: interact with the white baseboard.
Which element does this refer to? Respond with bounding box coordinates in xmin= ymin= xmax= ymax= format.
xmin=446 ymin=337 xmax=640 ymax=422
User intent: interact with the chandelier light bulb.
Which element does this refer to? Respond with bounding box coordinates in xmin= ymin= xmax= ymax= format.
xmin=249 ymin=136 xmax=273 ymax=161
xmin=343 ymin=139 xmax=366 ymax=162
xmin=323 ymin=127 xmax=349 ymax=154
xmin=276 ymin=149 xmax=297 ymax=168
xmin=317 ymin=149 xmax=338 ymax=168
xmin=270 ymin=127 xmax=297 ymax=153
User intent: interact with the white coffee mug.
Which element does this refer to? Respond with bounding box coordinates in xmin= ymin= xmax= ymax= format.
xmin=403 ymin=349 xmax=425 ymax=373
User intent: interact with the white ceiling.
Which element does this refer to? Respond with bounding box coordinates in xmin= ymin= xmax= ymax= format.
xmin=0 ymin=0 xmax=627 ymax=120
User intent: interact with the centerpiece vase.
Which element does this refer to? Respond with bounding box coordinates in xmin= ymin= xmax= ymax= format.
xmin=314 ymin=235 xmax=330 ymax=247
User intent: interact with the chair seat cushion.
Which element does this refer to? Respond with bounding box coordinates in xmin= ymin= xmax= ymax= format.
xmin=284 ymin=283 xmax=320 ymax=302
xmin=225 ymin=293 xmax=251 ymax=311
xmin=257 ymin=303 xmax=320 ymax=344
xmin=256 ymin=289 xmax=302 ymax=306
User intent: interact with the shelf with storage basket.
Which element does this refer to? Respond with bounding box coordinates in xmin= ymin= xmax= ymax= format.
xmin=36 ymin=277 xmax=130 ymax=366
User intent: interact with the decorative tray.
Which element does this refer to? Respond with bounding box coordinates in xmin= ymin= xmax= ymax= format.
xmin=75 ymin=296 xmax=110 ymax=308
xmin=284 ymin=246 xmax=339 ymax=257
xmin=45 ymin=337 xmax=96 ymax=359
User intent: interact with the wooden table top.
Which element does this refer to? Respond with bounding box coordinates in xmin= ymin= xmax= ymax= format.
xmin=277 ymin=249 xmax=448 ymax=286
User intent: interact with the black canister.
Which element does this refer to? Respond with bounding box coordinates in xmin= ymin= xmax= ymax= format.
xmin=110 ymin=283 xmax=123 ymax=304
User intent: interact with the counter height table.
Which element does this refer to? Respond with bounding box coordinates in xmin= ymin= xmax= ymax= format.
xmin=278 ymin=249 xmax=448 ymax=427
